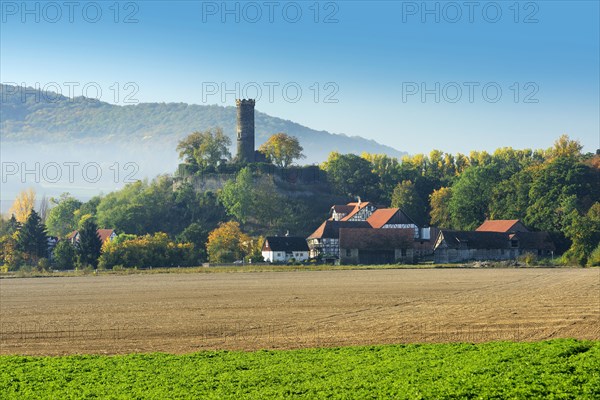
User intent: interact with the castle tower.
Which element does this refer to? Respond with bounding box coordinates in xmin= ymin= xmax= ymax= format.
xmin=236 ymin=99 xmax=255 ymax=163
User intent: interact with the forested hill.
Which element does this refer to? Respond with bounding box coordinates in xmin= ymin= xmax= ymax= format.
xmin=0 ymin=84 xmax=405 ymax=163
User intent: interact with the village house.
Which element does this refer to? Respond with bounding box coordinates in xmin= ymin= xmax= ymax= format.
xmin=67 ymin=229 xmax=117 ymax=245
xmin=262 ymin=236 xmax=309 ymax=263
xmin=307 ymin=200 xmax=436 ymax=264
xmin=433 ymin=220 xmax=555 ymax=263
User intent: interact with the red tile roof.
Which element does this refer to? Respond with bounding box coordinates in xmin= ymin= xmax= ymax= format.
xmin=97 ymin=229 xmax=116 ymax=242
xmin=366 ymin=208 xmax=400 ymax=228
xmin=67 ymin=229 xmax=115 ymax=242
xmin=476 ymin=220 xmax=528 ymax=233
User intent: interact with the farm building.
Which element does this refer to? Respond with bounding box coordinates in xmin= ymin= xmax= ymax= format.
xmin=433 ymin=229 xmax=556 ymax=263
xmin=262 ymin=236 xmax=309 ymax=263
xmin=307 ymin=200 xmax=436 ymax=263
xmin=476 ymin=219 xmax=529 ymax=233
xmin=307 ymin=220 xmax=371 ymax=260
xmin=339 ymin=228 xmax=414 ymax=264
xmin=67 ymin=229 xmax=116 ymax=245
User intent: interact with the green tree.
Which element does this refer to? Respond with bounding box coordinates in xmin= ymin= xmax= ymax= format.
xmin=391 ymin=180 xmax=427 ymax=225
xmin=53 ymin=240 xmax=76 ymax=270
xmin=448 ymin=166 xmax=497 ymax=230
xmin=562 ymin=203 xmax=600 ymax=266
xmin=46 ymin=193 xmax=82 ymax=237
xmin=258 ymin=133 xmax=305 ymax=168
xmin=77 ymin=218 xmax=102 ymax=268
xmin=489 ymin=168 xmax=534 ymax=220
xmin=361 ymin=153 xmax=402 ymax=203
xmin=177 ymin=128 xmax=231 ymax=171
xmin=219 ymin=168 xmax=288 ymax=229
xmin=16 ymin=210 xmax=48 ymax=264
xmin=0 ymin=215 xmax=21 ymax=236
xmin=177 ymin=222 xmax=209 ymax=261
xmin=429 ymin=187 xmax=452 ymax=228
xmin=323 ymin=152 xmax=379 ymax=199
xmin=219 ymin=167 xmax=255 ymax=224
xmin=526 ymin=157 xmax=598 ymax=232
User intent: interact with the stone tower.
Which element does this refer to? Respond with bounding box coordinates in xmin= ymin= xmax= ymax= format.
xmin=236 ymin=99 xmax=255 ymax=163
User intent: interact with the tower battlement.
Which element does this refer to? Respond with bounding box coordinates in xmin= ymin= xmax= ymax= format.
xmin=236 ymin=98 xmax=255 ymax=163
xmin=236 ymin=98 xmax=256 ymax=107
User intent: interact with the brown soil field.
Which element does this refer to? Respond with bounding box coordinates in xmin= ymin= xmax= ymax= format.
xmin=1 ymin=268 xmax=598 ymax=356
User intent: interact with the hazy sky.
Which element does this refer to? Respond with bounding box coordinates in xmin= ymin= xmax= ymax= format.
xmin=1 ymin=0 xmax=599 ymax=154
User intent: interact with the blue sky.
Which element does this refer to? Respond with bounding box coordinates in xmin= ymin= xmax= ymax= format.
xmin=1 ymin=0 xmax=599 ymax=154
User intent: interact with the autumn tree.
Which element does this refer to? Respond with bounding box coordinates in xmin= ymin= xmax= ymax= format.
xmin=548 ymin=134 xmax=583 ymax=160
xmin=258 ymin=133 xmax=305 ymax=168
xmin=429 ymin=187 xmax=452 ymax=228
xmin=9 ymin=188 xmax=36 ymax=223
xmin=177 ymin=127 xmax=231 ymax=171
xmin=206 ymin=221 xmax=250 ymax=263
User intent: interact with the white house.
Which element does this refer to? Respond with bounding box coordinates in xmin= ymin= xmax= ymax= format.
xmin=262 ymin=236 xmax=310 ymax=263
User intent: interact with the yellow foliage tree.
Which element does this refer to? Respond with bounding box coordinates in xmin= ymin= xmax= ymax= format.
xmin=258 ymin=133 xmax=305 ymax=168
xmin=206 ymin=221 xmax=250 ymax=263
xmin=9 ymin=188 xmax=36 ymax=223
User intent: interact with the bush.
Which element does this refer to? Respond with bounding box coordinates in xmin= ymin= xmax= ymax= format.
xmin=518 ymin=252 xmax=537 ymax=266
xmin=37 ymin=258 xmax=50 ymax=271
xmin=99 ymin=232 xmax=196 ymax=269
xmin=587 ymin=243 xmax=600 ymax=267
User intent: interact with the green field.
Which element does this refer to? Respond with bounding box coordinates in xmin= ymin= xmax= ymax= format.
xmin=1 ymin=339 xmax=598 ymax=399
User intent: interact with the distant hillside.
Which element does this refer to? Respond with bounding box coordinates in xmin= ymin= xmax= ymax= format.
xmin=0 ymin=84 xmax=405 ymax=163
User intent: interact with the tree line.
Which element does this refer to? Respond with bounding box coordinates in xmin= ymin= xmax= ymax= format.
xmin=1 ymin=133 xmax=598 ymax=270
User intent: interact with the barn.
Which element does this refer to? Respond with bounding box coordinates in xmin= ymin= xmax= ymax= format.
xmin=339 ymin=228 xmax=415 ymax=264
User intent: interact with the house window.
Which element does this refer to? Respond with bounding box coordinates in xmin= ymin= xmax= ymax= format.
xmin=511 ymin=240 xmax=519 ymax=248
xmin=345 ymin=249 xmax=352 ymax=257
xmin=401 ymin=249 xmax=407 ymax=257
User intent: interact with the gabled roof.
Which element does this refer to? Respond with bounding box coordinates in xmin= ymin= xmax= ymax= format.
xmin=331 ymin=205 xmax=354 ymax=215
xmin=263 ymin=236 xmax=309 ymax=252
xmin=307 ymin=220 xmax=371 ymax=239
xmin=510 ymin=232 xmax=555 ymax=251
xmin=367 ymin=208 xmax=417 ymax=228
xmin=341 ymin=202 xmax=374 ymax=221
xmin=437 ymin=230 xmax=510 ymax=250
xmin=339 ymin=228 xmax=413 ymax=250
xmin=476 ymin=220 xmax=528 ymax=233
xmin=98 ymin=229 xmax=116 ymax=242
xmin=67 ymin=229 xmax=115 ymax=242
